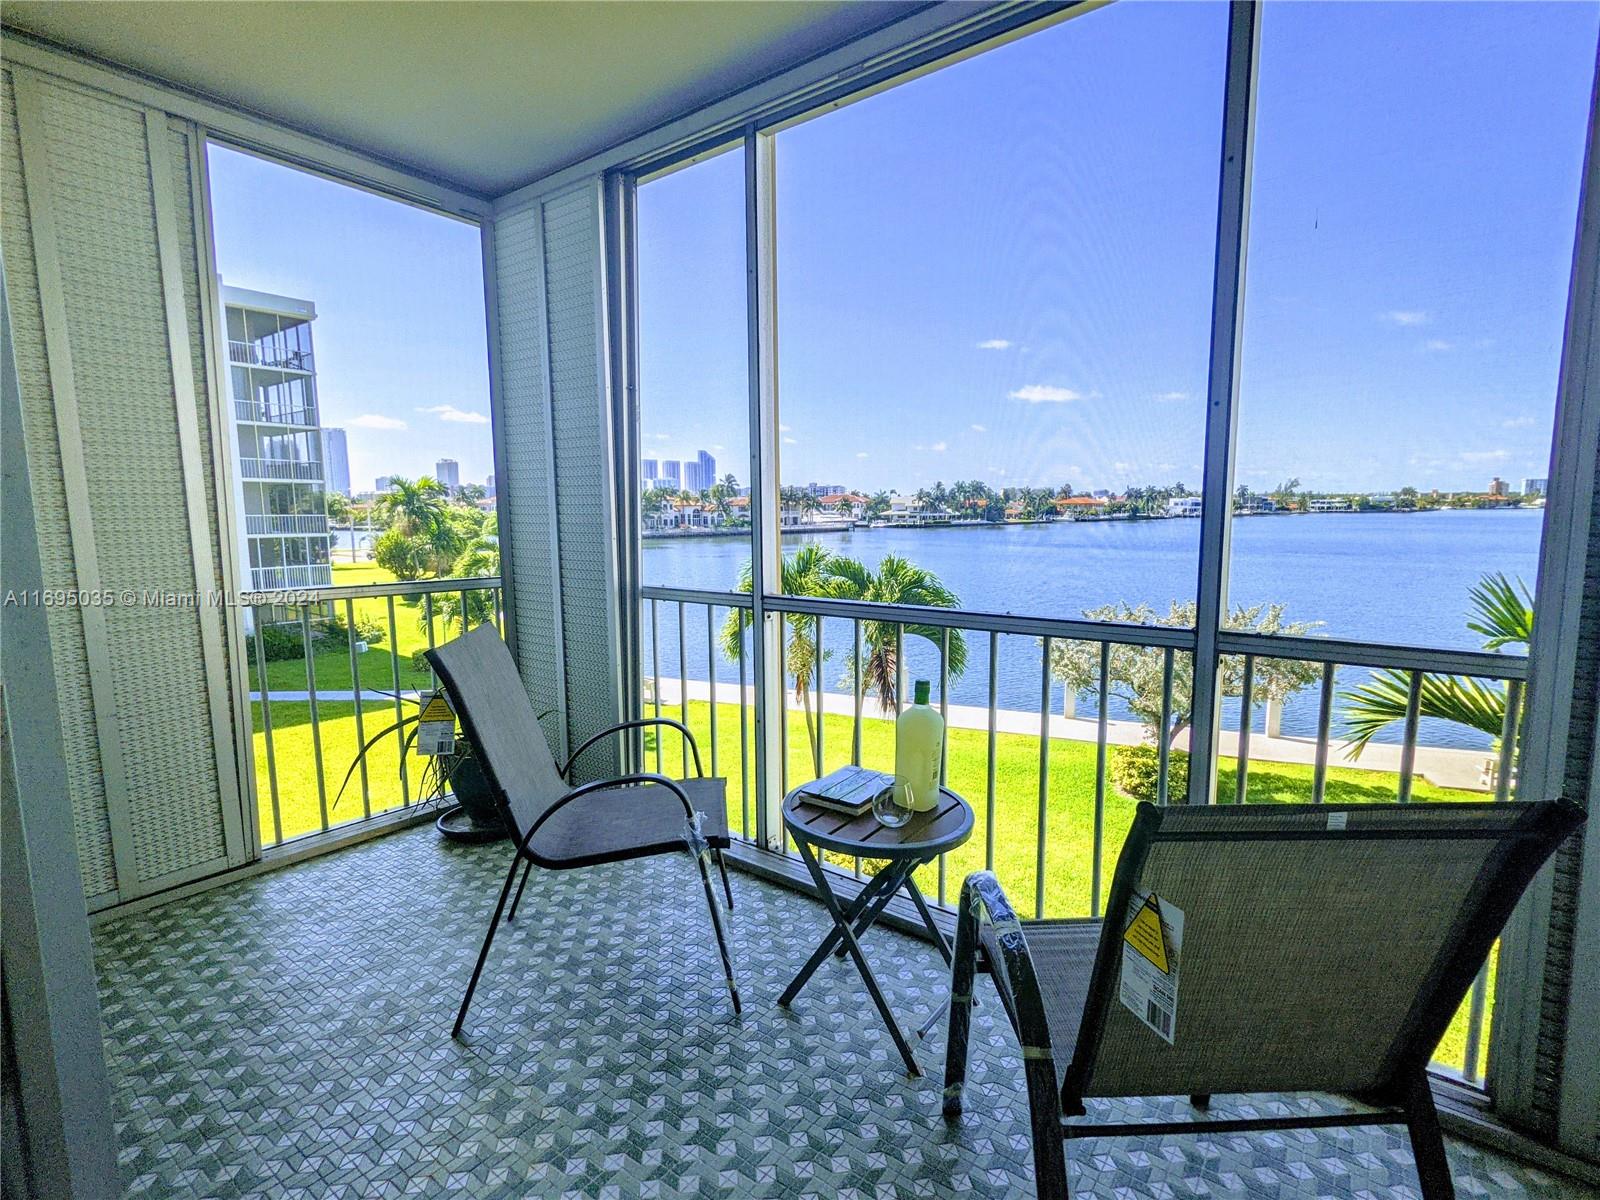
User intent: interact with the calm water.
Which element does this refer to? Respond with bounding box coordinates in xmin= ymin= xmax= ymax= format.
xmin=640 ymin=509 xmax=1544 ymax=750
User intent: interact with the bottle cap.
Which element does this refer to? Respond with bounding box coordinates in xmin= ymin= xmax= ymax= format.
xmin=913 ymin=680 xmax=931 ymax=706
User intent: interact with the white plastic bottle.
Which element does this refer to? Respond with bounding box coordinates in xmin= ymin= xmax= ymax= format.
xmin=894 ymin=679 xmax=944 ymax=812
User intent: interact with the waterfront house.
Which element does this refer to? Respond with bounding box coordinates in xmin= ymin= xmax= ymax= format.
xmin=3 ymin=5 xmax=1599 ymax=1200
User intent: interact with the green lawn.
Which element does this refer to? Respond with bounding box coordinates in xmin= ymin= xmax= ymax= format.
xmin=252 ymin=685 xmax=1494 ymax=1078
xmin=253 ymin=562 xmax=495 ymax=695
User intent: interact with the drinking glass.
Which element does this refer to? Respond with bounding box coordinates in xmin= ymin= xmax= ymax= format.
xmin=872 ymin=780 xmax=913 ymax=828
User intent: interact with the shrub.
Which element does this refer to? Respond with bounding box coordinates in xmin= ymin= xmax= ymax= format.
xmin=246 ymin=622 xmax=305 ymax=662
xmin=318 ymin=611 xmax=386 ymax=648
xmin=373 ymin=527 xmax=427 ymax=581
xmin=1108 ymin=743 xmax=1188 ymax=804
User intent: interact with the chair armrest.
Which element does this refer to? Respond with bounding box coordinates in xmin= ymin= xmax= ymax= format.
xmin=561 ymin=718 xmax=704 ymax=779
xmin=957 ymin=872 xmax=1056 ymax=1065
xmin=518 ymin=772 xmax=697 ymax=854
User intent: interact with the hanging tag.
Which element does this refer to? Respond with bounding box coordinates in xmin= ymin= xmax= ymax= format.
xmin=1118 ymin=890 xmax=1183 ymax=1044
xmin=415 ymin=690 xmax=456 ymax=756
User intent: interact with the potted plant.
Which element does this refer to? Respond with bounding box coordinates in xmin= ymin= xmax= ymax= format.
xmin=334 ymin=690 xmax=506 ymax=842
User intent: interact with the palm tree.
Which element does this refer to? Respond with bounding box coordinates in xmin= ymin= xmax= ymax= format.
xmin=1340 ymin=573 xmax=1532 ymax=755
xmin=377 ymin=476 xmax=464 ymax=574
xmin=432 ymin=532 xmax=501 ymax=633
xmin=819 ymin=554 xmax=967 ymax=710
xmin=719 ymin=544 xmax=834 ymax=762
xmin=379 ymin=475 xmax=449 ymax=535
xmin=834 ymin=495 xmax=855 ymax=520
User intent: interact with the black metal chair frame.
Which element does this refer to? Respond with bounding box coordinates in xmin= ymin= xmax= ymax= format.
xmin=428 ymin=657 xmax=741 ymax=1039
xmin=942 ymin=800 xmax=1584 ymax=1200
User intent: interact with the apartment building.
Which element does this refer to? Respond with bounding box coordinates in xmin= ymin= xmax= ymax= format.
xmin=222 ymin=284 xmax=333 ymax=591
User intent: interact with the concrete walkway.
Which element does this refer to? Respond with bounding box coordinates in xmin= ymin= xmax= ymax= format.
xmin=645 ymin=677 xmax=1495 ymax=793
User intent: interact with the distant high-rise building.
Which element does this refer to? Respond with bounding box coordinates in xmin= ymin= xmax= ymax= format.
xmin=376 ymin=476 xmax=394 ymax=493
xmin=807 ymin=482 xmax=844 ymax=497
xmin=486 ymin=472 xmax=496 ymax=498
xmin=696 ymin=450 xmax=716 ymax=492
xmin=642 ymin=457 xmax=659 ymax=482
xmin=1488 ymin=476 xmax=1508 ymax=497
xmin=1521 ymin=477 xmax=1548 ymax=496
xmin=660 ymin=460 xmax=681 ymax=488
xmin=435 ymin=458 xmax=460 ymax=494
xmin=221 ymin=284 xmax=332 ymax=592
xmin=320 ymin=428 xmax=351 ymax=497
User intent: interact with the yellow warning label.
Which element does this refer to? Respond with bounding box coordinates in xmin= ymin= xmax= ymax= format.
xmin=419 ymin=693 xmax=454 ymax=724
xmin=1123 ymin=894 xmax=1170 ymax=974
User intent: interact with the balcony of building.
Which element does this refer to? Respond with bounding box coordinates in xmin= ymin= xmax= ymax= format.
xmin=3 ymin=5 xmax=1600 ymax=1200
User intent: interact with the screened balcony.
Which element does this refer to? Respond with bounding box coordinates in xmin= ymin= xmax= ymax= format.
xmin=3 ymin=4 xmax=1600 ymax=1200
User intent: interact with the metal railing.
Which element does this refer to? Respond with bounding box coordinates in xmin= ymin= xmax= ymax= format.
xmin=249 ymin=564 xmax=334 ymax=590
xmin=229 ymin=339 xmax=313 ymax=372
xmin=639 ymin=583 xmax=1526 ymax=1086
xmin=239 ymin=457 xmax=323 ymax=482
xmin=234 ymin=398 xmax=317 ymax=426
xmin=246 ymin=513 xmax=329 ymax=536
xmin=246 ymin=575 xmax=503 ymax=850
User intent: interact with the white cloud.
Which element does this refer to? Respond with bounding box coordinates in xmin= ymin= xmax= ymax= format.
xmin=779 ymin=423 xmax=792 ymax=433
xmin=1154 ymin=391 xmax=1192 ymax=402
xmin=976 ymin=339 xmax=1013 ymax=350
xmin=349 ymin=413 xmax=407 ymax=430
xmin=1112 ymin=461 xmax=1135 ymax=475
xmin=782 ymin=436 xmax=798 ymax=445
xmin=648 ymin=432 xmax=670 ymax=442
xmin=1011 ymin=384 xmax=1086 ymax=404
xmin=970 ymin=424 xmax=986 ymax=433
xmin=1459 ymin=449 xmax=1510 ymax=463
xmin=1502 ymin=415 xmax=1539 ymax=429
xmin=1423 ymin=339 xmax=1454 ymax=352
xmin=856 ymin=452 xmax=869 ymax=459
xmin=418 ymin=404 xmax=489 ymax=425
xmin=1381 ymin=310 xmax=1429 ymax=326
xmin=931 ymin=441 xmax=947 ymax=452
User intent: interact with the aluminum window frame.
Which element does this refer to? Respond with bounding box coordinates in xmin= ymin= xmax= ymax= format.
xmin=608 ymin=0 xmax=1600 ymax=1128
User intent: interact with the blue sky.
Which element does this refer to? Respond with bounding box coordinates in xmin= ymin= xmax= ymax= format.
xmin=208 ymin=145 xmax=493 ymax=492
xmin=639 ymin=1 xmax=1597 ymax=496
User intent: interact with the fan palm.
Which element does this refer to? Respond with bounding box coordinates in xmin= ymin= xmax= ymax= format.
xmin=818 ymin=554 xmax=967 ymax=710
xmin=1340 ymin=572 xmax=1532 ymax=755
xmin=719 ymin=544 xmax=834 ymax=762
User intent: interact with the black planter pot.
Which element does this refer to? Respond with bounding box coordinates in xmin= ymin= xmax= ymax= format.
xmin=435 ymin=745 xmax=508 ymax=842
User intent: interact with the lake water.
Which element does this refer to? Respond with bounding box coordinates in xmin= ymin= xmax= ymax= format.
xmin=640 ymin=509 xmax=1544 ymax=750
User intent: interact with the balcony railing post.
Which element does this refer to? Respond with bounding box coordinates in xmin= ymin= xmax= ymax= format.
xmin=1093 ymin=640 xmax=1110 ymax=916
xmin=252 ymin=604 xmax=283 ymax=846
xmin=706 ymin=604 xmax=720 ymax=779
xmin=300 ymin=607 xmax=329 ymax=832
xmin=1036 ymin=636 xmax=1051 ymax=918
xmin=1234 ymin=654 xmax=1255 ymax=804
xmin=345 ymin=597 xmax=370 ymax=821
xmin=1312 ymin=661 xmax=1335 ymax=804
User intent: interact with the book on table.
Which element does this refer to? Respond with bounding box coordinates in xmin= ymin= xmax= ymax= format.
xmin=797 ymin=765 xmax=893 ymax=815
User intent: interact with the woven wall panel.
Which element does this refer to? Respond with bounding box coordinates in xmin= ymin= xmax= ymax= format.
xmin=492 ymin=206 xmax=564 ymax=747
xmin=0 ymin=70 xmax=119 ymax=898
xmin=32 ymin=80 xmax=225 ymax=881
xmin=541 ymin=186 xmax=621 ymax=778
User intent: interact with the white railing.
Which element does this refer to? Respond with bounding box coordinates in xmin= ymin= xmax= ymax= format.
xmin=640 ymin=583 xmax=1527 ymax=1087
xmin=234 ymin=399 xmax=317 ymax=426
xmin=246 ymin=576 xmax=505 ymax=849
xmin=229 ymin=339 xmax=312 ymax=372
xmin=239 ymin=457 xmax=323 ymax=482
xmin=245 ymin=514 xmax=328 ymax=536
xmin=250 ymin=564 xmax=334 ymax=590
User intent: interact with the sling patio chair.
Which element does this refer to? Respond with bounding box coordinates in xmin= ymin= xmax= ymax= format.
xmin=943 ymin=799 xmax=1583 ymax=1200
xmin=425 ymin=623 xmax=740 ymax=1039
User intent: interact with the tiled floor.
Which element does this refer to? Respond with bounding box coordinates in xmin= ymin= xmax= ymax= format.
xmin=95 ymin=826 xmax=1592 ymax=1199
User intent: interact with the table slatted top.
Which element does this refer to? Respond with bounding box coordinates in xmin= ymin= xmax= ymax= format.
xmin=782 ymin=785 xmax=974 ymax=858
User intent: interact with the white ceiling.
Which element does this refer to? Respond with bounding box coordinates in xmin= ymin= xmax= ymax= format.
xmin=1 ymin=1 xmax=913 ymax=197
